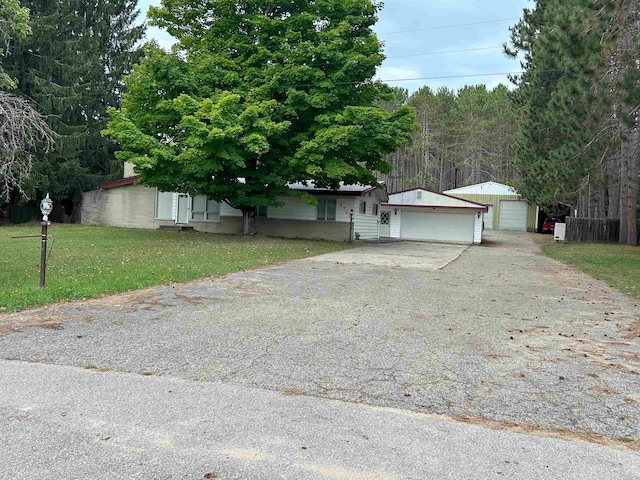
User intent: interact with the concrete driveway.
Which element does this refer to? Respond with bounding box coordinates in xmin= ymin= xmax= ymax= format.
xmin=308 ymin=241 xmax=468 ymax=270
xmin=1 ymin=231 xmax=639 ymax=479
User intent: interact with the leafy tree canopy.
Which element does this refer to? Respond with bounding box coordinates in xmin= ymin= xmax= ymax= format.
xmin=104 ymin=0 xmax=417 ymax=234
xmin=0 ymin=0 xmax=29 ymax=89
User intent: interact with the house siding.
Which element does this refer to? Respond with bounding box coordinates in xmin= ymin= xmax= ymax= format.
xmin=220 ymin=202 xmax=243 ymax=217
xmin=256 ymin=218 xmax=350 ymax=241
xmin=268 ymin=196 xmax=317 ymax=220
xmin=474 ymin=213 xmax=483 ymax=243
xmin=82 ymin=184 xmax=357 ymax=241
xmin=123 ymin=163 xmax=136 ymax=178
xmin=189 ymin=217 xmax=244 ymax=235
xmin=389 ymin=210 xmax=401 ymax=238
xmin=389 ymin=189 xmax=476 ymax=208
xmin=445 ymin=182 xmax=518 ymax=196
xmin=352 ymin=213 xmax=379 ymax=240
xmin=81 ymin=186 xmax=175 ymax=230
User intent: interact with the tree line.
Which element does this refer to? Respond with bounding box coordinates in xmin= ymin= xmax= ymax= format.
xmin=379 ymin=84 xmax=518 ymax=194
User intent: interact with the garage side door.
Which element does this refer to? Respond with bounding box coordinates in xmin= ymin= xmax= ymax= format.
xmin=498 ymin=200 xmax=527 ymax=231
xmin=400 ymin=211 xmax=475 ymax=243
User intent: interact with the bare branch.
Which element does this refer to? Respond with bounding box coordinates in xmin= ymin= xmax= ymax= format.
xmin=0 ymin=91 xmax=55 ymax=201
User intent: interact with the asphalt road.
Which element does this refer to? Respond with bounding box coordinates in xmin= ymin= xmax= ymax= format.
xmin=1 ymin=231 xmax=639 ymax=479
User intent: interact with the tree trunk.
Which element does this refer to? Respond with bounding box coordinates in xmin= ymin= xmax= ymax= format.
xmin=595 ymin=183 xmax=605 ymax=219
xmin=587 ymin=183 xmax=595 ymax=218
xmin=618 ymin=137 xmax=638 ymax=245
xmin=576 ymin=190 xmax=584 ymax=217
xmin=241 ymin=208 xmax=257 ymax=236
xmin=614 ymin=2 xmax=639 ymax=245
xmin=607 ymin=146 xmax=620 ymax=219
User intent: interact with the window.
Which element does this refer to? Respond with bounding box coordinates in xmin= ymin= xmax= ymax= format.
xmin=191 ymin=195 xmax=220 ymax=221
xmin=317 ymin=198 xmax=336 ymax=220
xmin=380 ymin=212 xmax=390 ymax=225
xmin=416 ymin=190 xmax=422 ymax=199
xmin=256 ymin=205 xmax=267 ymax=217
xmin=358 ymin=201 xmax=366 ymax=214
xmin=372 ymin=204 xmax=379 ymax=215
xmin=156 ymin=190 xmax=174 ymax=220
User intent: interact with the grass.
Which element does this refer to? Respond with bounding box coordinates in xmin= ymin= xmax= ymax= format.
xmin=0 ymin=224 xmax=353 ymax=312
xmin=541 ymin=236 xmax=640 ymax=298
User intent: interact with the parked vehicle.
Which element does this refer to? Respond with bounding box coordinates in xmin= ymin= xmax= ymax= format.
xmin=542 ymin=217 xmax=560 ymax=234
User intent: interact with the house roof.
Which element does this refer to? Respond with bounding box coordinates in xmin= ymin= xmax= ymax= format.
xmin=444 ymin=181 xmax=519 ymax=196
xmin=381 ymin=203 xmax=487 ymax=211
xmin=100 ymin=176 xmax=382 ymax=197
xmin=101 ymin=176 xmax=140 ymax=189
xmin=287 ymin=181 xmax=381 ymax=195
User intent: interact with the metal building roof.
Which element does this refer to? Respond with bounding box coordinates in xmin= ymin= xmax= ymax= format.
xmin=444 ymin=181 xmax=519 ymax=196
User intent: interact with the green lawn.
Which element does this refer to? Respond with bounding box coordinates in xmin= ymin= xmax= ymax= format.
xmin=0 ymin=224 xmax=352 ymax=312
xmin=542 ymin=239 xmax=640 ymax=298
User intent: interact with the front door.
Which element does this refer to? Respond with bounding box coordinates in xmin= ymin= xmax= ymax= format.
xmin=379 ymin=211 xmax=391 ymax=237
xmin=177 ymin=194 xmax=190 ymax=224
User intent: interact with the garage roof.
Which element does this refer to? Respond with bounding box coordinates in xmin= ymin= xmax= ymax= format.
xmin=383 ymin=188 xmax=487 ymax=211
xmin=444 ymin=181 xmax=519 ymax=196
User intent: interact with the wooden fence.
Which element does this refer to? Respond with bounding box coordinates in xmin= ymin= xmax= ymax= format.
xmin=565 ymin=217 xmax=640 ymax=243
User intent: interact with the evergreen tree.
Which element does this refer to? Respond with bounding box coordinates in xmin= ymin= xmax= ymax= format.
xmin=0 ymin=0 xmax=54 ymax=204
xmin=507 ymin=0 xmax=639 ymax=244
xmin=4 ymin=0 xmax=145 ymax=218
xmin=507 ymin=0 xmax=612 ymax=208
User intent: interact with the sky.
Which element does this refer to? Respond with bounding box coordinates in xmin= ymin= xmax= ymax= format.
xmin=138 ymin=0 xmax=532 ymax=95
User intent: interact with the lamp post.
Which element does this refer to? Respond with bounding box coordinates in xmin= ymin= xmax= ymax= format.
xmin=348 ymin=208 xmax=354 ymax=243
xmin=39 ymin=193 xmax=53 ymax=287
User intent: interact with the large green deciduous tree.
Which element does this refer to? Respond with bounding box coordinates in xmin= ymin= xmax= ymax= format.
xmin=104 ymin=0 xmax=417 ymax=235
xmin=4 ymin=0 xmax=145 ymax=217
xmin=0 ymin=0 xmax=29 ymax=89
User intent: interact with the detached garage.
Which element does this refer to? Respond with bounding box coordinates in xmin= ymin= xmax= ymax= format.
xmin=444 ymin=182 xmax=539 ymax=232
xmin=381 ymin=188 xmax=487 ymax=244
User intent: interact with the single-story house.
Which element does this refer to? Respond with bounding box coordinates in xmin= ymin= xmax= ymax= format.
xmin=81 ymin=168 xmax=387 ymax=242
xmin=380 ymin=188 xmax=487 ymax=244
xmin=444 ymin=182 xmax=539 ymax=232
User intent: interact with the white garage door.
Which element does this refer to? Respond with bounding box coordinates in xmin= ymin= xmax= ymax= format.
xmin=400 ymin=210 xmax=475 ymax=243
xmin=498 ymin=200 xmax=527 ymax=231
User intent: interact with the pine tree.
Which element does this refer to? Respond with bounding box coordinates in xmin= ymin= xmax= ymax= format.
xmin=4 ymin=0 xmax=145 ymax=219
xmin=507 ymin=0 xmax=639 ymax=244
